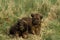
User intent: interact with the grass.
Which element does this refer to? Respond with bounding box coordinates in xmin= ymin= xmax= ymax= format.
xmin=0 ymin=0 xmax=60 ymax=40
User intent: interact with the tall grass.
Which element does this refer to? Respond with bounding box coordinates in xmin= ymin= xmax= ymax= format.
xmin=0 ymin=0 xmax=60 ymax=40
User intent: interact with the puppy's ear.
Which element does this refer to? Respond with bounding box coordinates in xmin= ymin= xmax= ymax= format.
xmin=31 ymin=13 xmax=34 ymax=17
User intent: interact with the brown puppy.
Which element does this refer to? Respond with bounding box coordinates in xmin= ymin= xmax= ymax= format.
xmin=31 ymin=13 xmax=43 ymax=35
xmin=9 ymin=13 xmax=43 ymax=38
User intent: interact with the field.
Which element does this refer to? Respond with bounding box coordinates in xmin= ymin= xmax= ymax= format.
xmin=0 ymin=0 xmax=60 ymax=40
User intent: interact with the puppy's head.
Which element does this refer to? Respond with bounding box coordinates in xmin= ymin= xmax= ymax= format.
xmin=31 ymin=13 xmax=43 ymax=25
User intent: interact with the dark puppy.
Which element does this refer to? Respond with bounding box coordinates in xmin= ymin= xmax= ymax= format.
xmin=9 ymin=13 xmax=43 ymax=38
xmin=31 ymin=13 xmax=43 ymax=35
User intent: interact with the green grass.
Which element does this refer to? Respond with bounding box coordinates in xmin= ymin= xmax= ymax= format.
xmin=42 ymin=19 xmax=60 ymax=40
xmin=0 ymin=0 xmax=60 ymax=40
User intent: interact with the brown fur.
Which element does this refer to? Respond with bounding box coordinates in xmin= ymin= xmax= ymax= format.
xmin=9 ymin=13 xmax=43 ymax=38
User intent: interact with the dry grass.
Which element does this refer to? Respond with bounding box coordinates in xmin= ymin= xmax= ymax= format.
xmin=0 ymin=0 xmax=60 ymax=40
